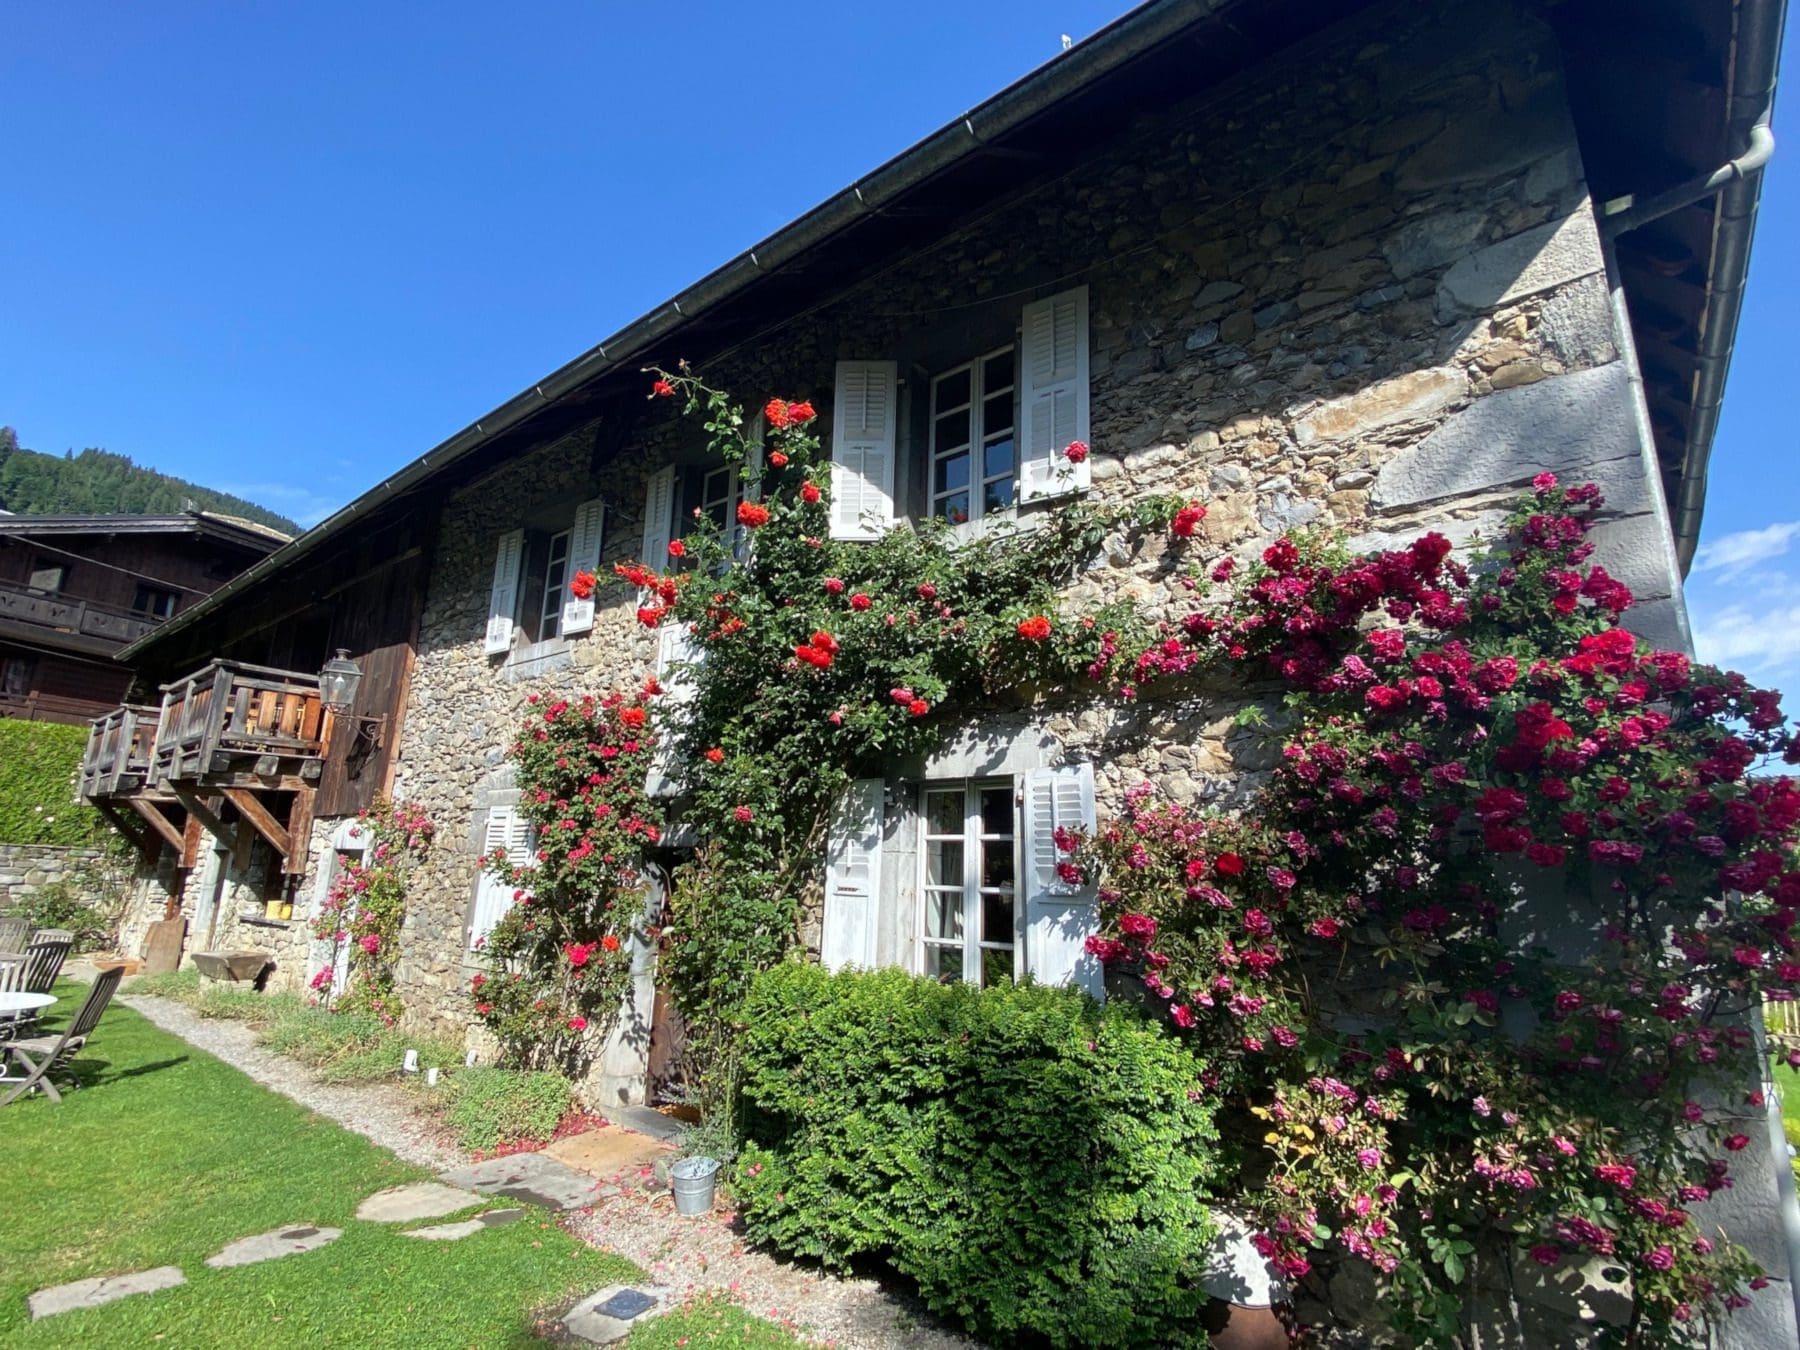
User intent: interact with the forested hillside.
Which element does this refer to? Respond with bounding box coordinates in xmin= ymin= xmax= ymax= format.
xmin=0 ymin=427 xmax=300 ymax=535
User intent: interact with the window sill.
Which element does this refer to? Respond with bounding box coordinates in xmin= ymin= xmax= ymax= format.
xmin=237 ymin=915 xmax=292 ymax=931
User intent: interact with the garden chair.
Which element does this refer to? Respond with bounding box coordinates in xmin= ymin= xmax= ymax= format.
xmin=0 ymin=951 xmax=30 ymax=1041
xmin=23 ymin=936 xmax=72 ymax=995
xmin=0 ymin=918 xmax=29 ymax=951
xmin=30 ymin=928 xmax=75 ymax=946
xmin=0 ymin=967 xmax=123 ymax=1105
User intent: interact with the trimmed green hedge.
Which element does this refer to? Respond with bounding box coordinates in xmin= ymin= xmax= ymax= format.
xmin=0 ymin=720 xmax=103 ymax=846
xmin=735 ymin=965 xmax=1222 ymax=1347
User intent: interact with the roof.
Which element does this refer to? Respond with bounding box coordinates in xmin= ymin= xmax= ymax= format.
xmin=0 ymin=511 xmax=289 ymax=553
xmin=124 ymin=0 xmax=1783 ymax=661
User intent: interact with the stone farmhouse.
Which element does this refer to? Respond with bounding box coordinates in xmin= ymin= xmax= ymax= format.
xmin=80 ymin=0 xmax=1790 ymax=1337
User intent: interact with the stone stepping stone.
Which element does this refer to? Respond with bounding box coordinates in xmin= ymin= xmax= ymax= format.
xmin=29 ymin=1266 xmax=186 ymax=1320
xmin=401 ymin=1208 xmax=527 ymax=1241
xmin=206 ymin=1224 xmax=343 ymax=1268
xmin=355 ymin=1181 xmax=483 ymax=1223
xmin=437 ymin=1152 xmax=597 ymax=1212
xmin=564 ymin=1284 xmax=674 ymax=1344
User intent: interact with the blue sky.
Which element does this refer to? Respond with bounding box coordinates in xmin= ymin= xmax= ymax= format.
xmin=1 ymin=5 xmax=1795 ymax=689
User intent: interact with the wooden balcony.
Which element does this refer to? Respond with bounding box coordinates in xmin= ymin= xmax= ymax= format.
xmin=78 ymin=704 xmax=161 ymax=800
xmin=149 ymin=661 xmax=327 ymax=790
xmin=0 ymin=577 xmax=161 ymax=651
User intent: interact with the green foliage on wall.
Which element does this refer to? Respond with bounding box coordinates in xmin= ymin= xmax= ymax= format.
xmin=735 ymin=964 xmax=1222 ymax=1347
xmin=0 ymin=429 xmax=301 ymax=535
xmin=0 ymin=720 xmax=104 ymax=846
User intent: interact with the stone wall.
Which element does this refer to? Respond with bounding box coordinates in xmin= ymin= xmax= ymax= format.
xmin=0 ymin=843 xmax=108 ymax=911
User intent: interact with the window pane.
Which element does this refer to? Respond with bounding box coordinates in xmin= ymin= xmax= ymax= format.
xmin=980 ymin=947 xmax=1014 ymax=988
xmin=937 ymin=492 xmax=971 ymax=526
xmin=927 ymin=840 xmax=964 ymax=888
xmin=934 ymin=408 xmax=970 ymax=452
xmin=982 ymin=891 xmax=1015 ymax=945
xmin=924 ymin=944 xmax=964 ymax=984
xmin=981 ymin=841 xmax=1014 ymax=890
xmin=979 ymin=787 xmax=1012 ymax=836
xmin=983 ymin=436 xmax=1015 ymax=481
xmin=984 ymin=479 xmax=1016 ymax=514
xmin=983 ymin=392 xmax=1014 ymax=436
xmin=934 ymin=450 xmax=970 ymax=495
xmin=926 ymin=790 xmax=963 ymax=837
xmin=983 ymin=350 xmax=1014 ymax=392
xmin=925 ymin=891 xmax=965 ymax=940
xmin=934 ymin=368 xmax=971 ymax=411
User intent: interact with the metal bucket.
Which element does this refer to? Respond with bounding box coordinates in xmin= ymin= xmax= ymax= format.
xmin=670 ymin=1155 xmax=721 ymax=1217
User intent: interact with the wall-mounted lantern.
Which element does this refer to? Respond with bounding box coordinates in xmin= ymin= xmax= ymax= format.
xmin=319 ymin=649 xmax=362 ymax=714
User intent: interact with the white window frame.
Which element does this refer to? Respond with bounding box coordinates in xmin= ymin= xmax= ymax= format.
xmin=533 ymin=526 xmax=573 ymax=643
xmin=916 ymin=777 xmax=1021 ymax=986
xmin=928 ymin=345 xmax=1018 ymax=528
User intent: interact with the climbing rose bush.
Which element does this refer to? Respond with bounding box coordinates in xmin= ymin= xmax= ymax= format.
xmin=309 ymin=797 xmax=433 ymax=1023
xmin=1079 ymin=479 xmax=1795 ymax=1344
xmin=471 ymin=688 xmax=663 ymax=1072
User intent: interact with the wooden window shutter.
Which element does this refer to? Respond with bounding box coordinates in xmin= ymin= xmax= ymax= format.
xmin=639 ymin=465 xmax=676 ymax=570
xmin=646 ymin=623 xmax=703 ymax=797
xmin=1021 ymin=762 xmax=1102 ymax=997
xmin=469 ymin=806 xmax=534 ymax=950
xmin=483 ymin=528 xmax=525 ymax=655
xmin=821 ymin=778 xmax=884 ymax=971
xmin=828 ymin=361 xmax=898 ymax=541
xmin=1018 ymin=286 xmax=1091 ymax=503
xmin=561 ymin=497 xmax=607 ymax=636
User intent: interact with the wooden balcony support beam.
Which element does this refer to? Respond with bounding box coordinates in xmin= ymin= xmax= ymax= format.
xmin=181 ymin=812 xmax=204 ymax=870
xmin=284 ymin=786 xmax=315 ymax=876
xmin=171 ymin=787 xmax=231 ymax=846
xmin=222 ymin=787 xmax=291 ymax=860
xmin=126 ymin=798 xmax=186 ymax=854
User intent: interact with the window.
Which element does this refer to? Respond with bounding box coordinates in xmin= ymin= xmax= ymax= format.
xmin=27 ymin=561 xmax=65 ymax=593
xmin=919 ymin=779 xmax=1018 ymax=986
xmin=519 ymin=527 xmax=572 ymax=644
xmin=132 ymin=584 xmax=181 ymax=620
xmin=0 ymin=654 xmax=33 ymax=698
xmin=929 ymin=347 xmax=1016 ymax=526
xmin=470 ymin=806 xmax=534 ymax=950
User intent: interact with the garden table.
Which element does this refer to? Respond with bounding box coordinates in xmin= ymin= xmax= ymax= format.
xmin=0 ymin=991 xmax=55 ymax=1038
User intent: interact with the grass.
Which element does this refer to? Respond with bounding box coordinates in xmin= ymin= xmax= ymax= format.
xmin=1 ymin=985 xmax=801 ymax=1347
xmin=626 ymin=1293 xmax=808 ymax=1347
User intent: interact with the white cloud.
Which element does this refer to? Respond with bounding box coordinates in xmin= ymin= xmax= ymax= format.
xmin=1692 ymin=521 xmax=1800 ymax=580
xmin=221 ymin=482 xmax=345 ymax=529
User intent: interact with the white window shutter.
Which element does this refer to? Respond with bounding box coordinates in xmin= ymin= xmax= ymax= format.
xmin=1022 ymin=762 xmax=1102 ymax=998
xmin=470 ymin=807 xmax=534 ymax=950
xmin=829 ymin=361 xmax=897 ymax=541
xmin=561 ymin=497 xmax=607 ymax=636
xmin=822 ymin=778 xmax=884 ymax=971
xmin=640 ymin=465 xmax=676 ymax=568
xmin=483 ymin=528 xmax=525 ymax=655
xmin=647 ymin=623 xmax=704 ymax=797
xmin=1018 ymin=286 xmax=1091 ymax=503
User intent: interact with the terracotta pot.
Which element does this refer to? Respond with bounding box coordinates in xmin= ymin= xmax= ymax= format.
xmin=1202 ymin=1299 xmax=1291 ymax=1349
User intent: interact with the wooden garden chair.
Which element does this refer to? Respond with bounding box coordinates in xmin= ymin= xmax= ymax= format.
xmin=0 ymin=918 xmax=29 ymax=952
xmin=30 ymin=928 xmax=75 ymax=946
xmin=23 ymin=936 xmax=72 ymax=995
xmin=0 ymin=967 xmax=124 ymax=1105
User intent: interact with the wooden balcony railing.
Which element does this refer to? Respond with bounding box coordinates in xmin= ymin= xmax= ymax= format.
xmin=149 ymin=661 xmax=326 ymax=789
xmin=0 ymin=578 xmax=162 ymax=647
xmin=78 ymin=704 xmax=160 ymax=800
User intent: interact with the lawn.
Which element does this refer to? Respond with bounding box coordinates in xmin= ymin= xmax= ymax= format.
xmin=1 ymin=985 xmax=803 ymax=1348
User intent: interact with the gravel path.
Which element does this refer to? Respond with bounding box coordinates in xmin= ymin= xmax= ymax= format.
xmin=567 ymin=1189 xmax=978 ymax=1349
xmin=118 ymin=994 xmax=464 ymax=1172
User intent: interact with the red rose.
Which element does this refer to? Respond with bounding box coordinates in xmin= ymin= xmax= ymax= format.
xmin=1724 ymin=1134 xmax=1750 ymax=1151
xmin=651 ymin=378 xmax=675 ymax=398
xmin=1016 ymin=615 xmax=1053 ymax=641
xmin=768 ymin=450 xmax=789 ymax=468
xmin=917 ymin=582 xmax=937 ymax=600
xmin=637 ymin=605 xmax=665 ymax=627
xmin=850 ymin=593 xmax=873 ymax=611
xmin=1215 ymin=852 xmax=1246 ymax=876
xmin=734 ymin=806 xmax=754 ymax=824
xmin=737 ymin=501 xmax=771 ymax=528
xmin=810 ymin=630 xmax=839 ymax=653
xmin=567 ymin=1016 xmax=588 ymax=1031
xmin=618 ymin=706 xmax=647 ymax=729
xmin=704 ymin=747 xmax=725 ymax=763
xmin=601 ymin=934 xmax=621 ymax=952
xmin=801 ymin=481 xmax=822 ymax=504
xmin=667 ymin=539 xmax=686 ymax=558
xmin=1063 ymin=440 xmax=1089 ymax=464
xmin=564 ymin=942 xmax=596 ymax=968
xmin=908 ymin=699 xmax=930 ymax=717
xmin=788 ymin=400 xmax=816 ymax=425
xmin=1171 ymin=502 xmax=1207 ymax=538
xmin=764 ymin=398 xmax=791 ymax=429
xmin=824 ymin=577 xmax=845 ymax=594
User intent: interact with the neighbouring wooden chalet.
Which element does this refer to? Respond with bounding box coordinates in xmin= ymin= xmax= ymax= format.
xmin=82 ymin=1 xmax=1791 ymax=1338
xmin=0 ymin=511 xmax=285 ymax=723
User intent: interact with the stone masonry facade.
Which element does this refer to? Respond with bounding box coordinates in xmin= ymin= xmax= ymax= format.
xmin=0 ymin=843 xmax=109 ymax=912
xmin=107 ymin=2 xmax=1792 ymax=1342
